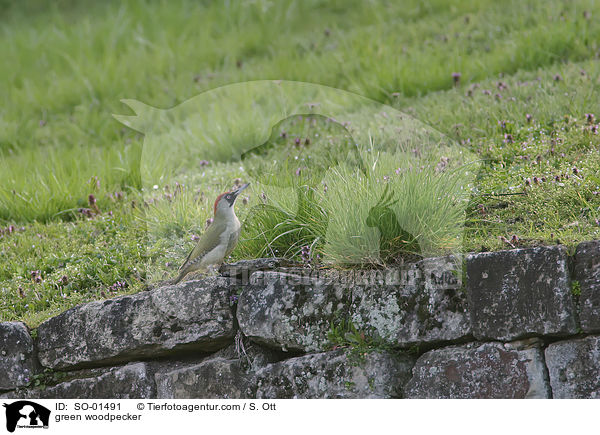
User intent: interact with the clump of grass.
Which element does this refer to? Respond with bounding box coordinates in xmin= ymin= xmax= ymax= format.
xmin=321 ymin=154 xmax=474 ymax=265
xmin=327 ymin=318 xmax=392 ymax=363
xmin=237 ymin=138 xmax=475 ymax=266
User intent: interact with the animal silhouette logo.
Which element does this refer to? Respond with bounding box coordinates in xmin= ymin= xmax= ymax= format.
xmin=114 ymin=80 xmax=480 ymax=269
xmin=3 ymin=401 xmax=50 ymax=433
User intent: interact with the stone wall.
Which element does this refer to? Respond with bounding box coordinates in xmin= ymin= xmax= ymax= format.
xmin=1 ymin=242 xmax=599 ymax=399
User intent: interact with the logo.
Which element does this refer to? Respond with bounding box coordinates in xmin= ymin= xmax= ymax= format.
xmin=3 ymin=401 xmax=50 ymax=433
xmin=114 ymin=80 xmax=480 ymax=272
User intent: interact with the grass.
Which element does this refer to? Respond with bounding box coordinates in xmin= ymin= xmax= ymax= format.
xmin=1 ymin=0 xmax=600 ymax=325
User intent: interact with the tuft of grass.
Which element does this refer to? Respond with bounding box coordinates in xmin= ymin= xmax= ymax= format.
xmin=327 ymin=318 xmax=392 ymax=359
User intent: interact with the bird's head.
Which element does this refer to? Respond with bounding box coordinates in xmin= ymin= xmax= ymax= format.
xmin=214 ymin=183 xmax=250 ymax=216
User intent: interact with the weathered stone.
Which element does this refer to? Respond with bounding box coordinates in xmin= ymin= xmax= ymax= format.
xmin=155 ymin=341 xmax=283 ymax=399
xmin=350 ymin=257 xmax=470 ymax=347
xmin=156 ymin=358 xmax=250 ymax=399
xmin=0 ymin=322 xmax=36 ymax=391
xmin=37 ymin=277 xmax=237 ymax=369
xmin=545 ymin=335 xmax=600 ymax=398
xmin=466 ymin=246 xmax=577 ymax=341
xmin=1 ymin=362 xmax=155 ymax=399
xmin=237 ymin=271 xmax=351 ymax=352
xmin=404 ymin=341 xmax=550 ymax=398
xmin=574 ymin=240 xmax=600 ymax=333
xmin=254 ymin=350 xmax=415 ymax=398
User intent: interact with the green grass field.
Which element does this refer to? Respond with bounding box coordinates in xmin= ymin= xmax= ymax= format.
xmin=1 ymin=0 xmax=600 ymax=326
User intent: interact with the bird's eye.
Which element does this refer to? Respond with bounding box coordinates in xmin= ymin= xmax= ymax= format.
xmin=226 ymin=195 xmax=231 ymax=200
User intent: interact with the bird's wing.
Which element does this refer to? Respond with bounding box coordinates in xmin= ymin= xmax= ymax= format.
xmin=225 ymin=227 xmax=241 ymax=257
xmin=178 ymin=221 xmax=225 ymax=271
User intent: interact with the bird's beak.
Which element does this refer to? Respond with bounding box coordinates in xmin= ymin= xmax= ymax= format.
xmin=232 ymin=183 xmax=250 ymax=199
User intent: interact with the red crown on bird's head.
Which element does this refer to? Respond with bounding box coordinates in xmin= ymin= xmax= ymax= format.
xmin=213 ymin=192 xmax=228 ymax=215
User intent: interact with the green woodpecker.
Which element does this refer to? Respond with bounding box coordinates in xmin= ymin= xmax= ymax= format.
xmin=171 ymin=183 xmax=249 ymax=284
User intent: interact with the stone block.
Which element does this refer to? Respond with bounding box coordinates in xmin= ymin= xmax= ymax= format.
xmin=466 ymin=246 xmax=576 ymax=341
xmin=37 ymin=277 xmax=236 ymax=369
xmin=545 ymin=335 xmax=600 ymax=398
xmin=404 ymin=341 xmax=550 ymax=398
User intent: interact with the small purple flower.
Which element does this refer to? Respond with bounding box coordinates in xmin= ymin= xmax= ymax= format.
xmin=205 ymin=217 xmax=213 ymax=228
xmin=300 ymin=245 xmax=312 ymax=264
xmin=503 ymin=133 xmax=513 ymax=143
xmin=108 ymin=281 xmax=127 ymax=293
xmin=294 ymin=137 xmax=301 ymax=146
xmin=553 ymin=74 xmax=562 ymax=82
xmin=526 ymin=114 xmax=532 ymax=123
xmin=451 ymin=72 xmax=461 ymax=86
xmin=199 ymin=160 xmax=210 ymax=167
xmin=586 ymin=113 xmax=595 ymax=124
xmin=78 ymin=208 xmax=93 ymax=217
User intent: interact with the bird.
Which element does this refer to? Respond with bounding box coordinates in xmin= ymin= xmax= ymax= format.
xmin=171 ymin=183 xmax=249 ymax=284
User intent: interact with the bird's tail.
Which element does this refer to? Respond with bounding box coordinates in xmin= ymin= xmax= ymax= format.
xmin=169 ymin=271 xmax=187 ymax=285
